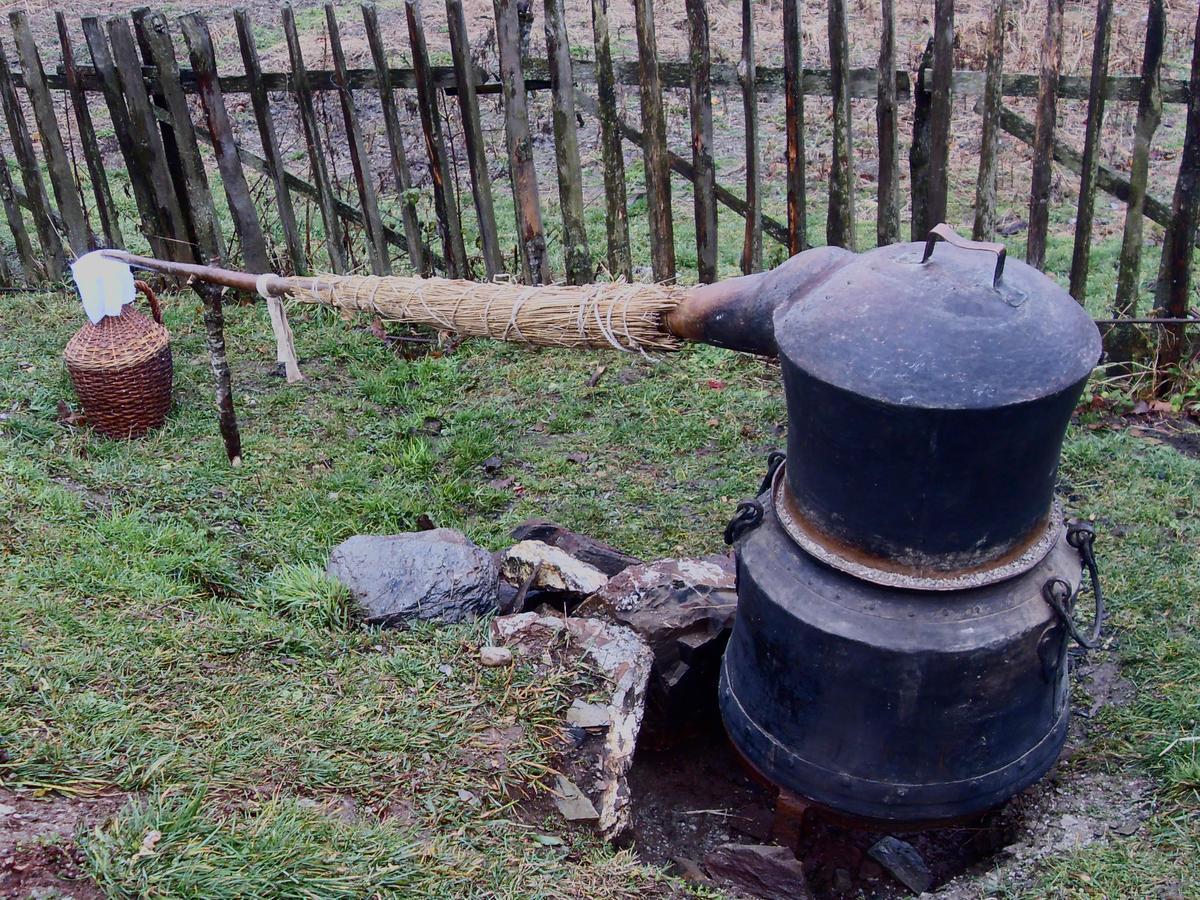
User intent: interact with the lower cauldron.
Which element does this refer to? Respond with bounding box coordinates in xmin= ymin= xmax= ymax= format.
xmin=719 ymin=468 xmax=1090 ymax=824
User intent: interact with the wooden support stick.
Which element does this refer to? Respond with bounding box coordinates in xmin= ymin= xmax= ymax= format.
xmin=1068 ymin=0 xmax=1113 ymax=300
xmin=927 ymin=0 xmax=953 ymax=231
xmin=909 ymin=39 xmax=934 ymax=239
xmin=195 ymin=279 xmax=243 ymax=467
xmin=0 ymin=146 xmax=35 ymax=280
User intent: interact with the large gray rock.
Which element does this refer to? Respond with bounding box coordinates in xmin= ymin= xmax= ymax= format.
xmin=327 ymin=530 xmax=498 ymax=627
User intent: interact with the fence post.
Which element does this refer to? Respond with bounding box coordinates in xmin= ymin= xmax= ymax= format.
xmin=495 ymin=0 xmax=550 ymax=284
xmin=0 ymin=148 xmax=36 ymax=280
xmin=325 ymin=3 xmax=392 ymax=276
xmin=972 ymin=0 xmax=1006 ymax=242
xmin=591 ymin=0 xmax=632 ymax=281
xmin=1109 ymin=0 xmax=1165 ymax=365
xmin=633 ymin=0 xmax=675 ymax=282
xmin=783 ymin=0 xmax=806 ymax=254
xmin=927 ymin=0 xmax=953 ymax=231
xmin=56 ymin=12 xmax=123 ymax=250
xmin=827 ymin=0 xmax=855 ymax=249
xmin=1151 ymin=3 xmax=1199 ymax=386
xmin=543 ymin=0 xmax=592 ymax=284
xmin=10 ymin=11 xmax=91 ymax=256
xmin=0 ymin=39 xmax=65 ymax=280
xmin=445 ymin=0 xmax=503 ymax=279
xmin=1027 ymin=0 xmax=1064 ymax=270
xmin=1068 ymin=0 xmax=1114 ymax=300
xmin=876 ymin=0 xmax=899 ymax=247
xmin=685 ymin=0 xmax=717 ymax=282
xmin=910 ymin=39 xmax=934 ymax=239
xmin=405 ymin=0 xmax=468 ymax=278
xmin=740 ymin=0 xmax=761 ymax=274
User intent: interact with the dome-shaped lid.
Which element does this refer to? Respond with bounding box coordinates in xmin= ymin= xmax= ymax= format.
xmin=774 ymin=227 xmax=1101 ymax=409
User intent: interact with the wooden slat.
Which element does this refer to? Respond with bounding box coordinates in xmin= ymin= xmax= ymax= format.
xmin=589 ymin=0 xmax=631 ymax=281
xmin=0 ymin=39 xmax=65 ymax=279
xmin=740 ymin=0 xmax=761 ymax=274
xmin=445 ymin=0 xmax=502 ymax=279
xmin=1067 ymin=0 xmax=1113 ymax=299
xmin=1110 ymin=0 xmax=1165 ymax=361
xmin=235 ymin=8 xmax=307 ymax=276
xmin=926 ymin=0 xmax=953 ymax=230
xmin=1026 ymin=0 xmax=1064 ymax=270
xmin=325 ymin=3 xmax=391 ymax=276
xmin=106 ymin=16 xmax=190 ymax=261
xmin=132 ymin=7 xmax=197 ymax=263
xmin=783 ymin=0 xmax=806 ymax=255
xmin=826 ymin=0 xmax=855 ymax=249
xmin=972 ymin=0 xmax=1006 ymax=242
xmin=56 ymin=12 xmax=123 ymax=249
xmin=0 ymin=240 xmax=11 ymax=286
xmin=0 ymin=144 xmax=37 ymax=279
xmin=10 ymin=10 xmax=90 ymax=256
xmin=138 ymin=11 xmax=223 ymax=260
xmin=495 ymin=0 xmax=549 ymax=284
xmin=574 ymin=89 xmax=789 ymax=248
xmin=405 ymin=0 xmax=468 ymax=277
xmin=685 ymin=0 xmax=716 ymax=282
xmin=1153 ymin=4 xmax=1200 ymax=382
xmin=362 ymin=2 xmax=426 ymax=276
xmin=179 ymin=13 xmax=270 ymax=271
xmin=632 ymin=0 xmax=674 ymax=281
xmin=281 ymin=3 xmax=348 ymax=274
xmin=543 ymin=0 xmax=592 ymax=285
xmin=81 ymin=16 xmax=169 ymax=261
xmin=876 ymin=0 xmax=899 ymax=246
xmin=910 ymin=40 xmax=934 ymax=239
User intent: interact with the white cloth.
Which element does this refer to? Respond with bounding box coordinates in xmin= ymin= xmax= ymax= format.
xmin=71 ymin=251 xmax=135 ymax=324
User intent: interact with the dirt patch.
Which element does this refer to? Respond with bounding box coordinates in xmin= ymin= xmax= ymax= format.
xmin=0 ymin=789 xmax=125 ymax=899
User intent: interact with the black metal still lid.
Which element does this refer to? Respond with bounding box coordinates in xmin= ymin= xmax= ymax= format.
xmin=774 ymin=225 xmax=1102 ymax=410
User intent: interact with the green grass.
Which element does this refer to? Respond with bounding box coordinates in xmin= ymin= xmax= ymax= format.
xmin=1 ymin=272 xmax=1198 ymax=896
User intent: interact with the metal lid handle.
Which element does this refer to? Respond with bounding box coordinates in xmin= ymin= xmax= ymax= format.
xmin=921 ymin=223 xmax=1006 ymax=290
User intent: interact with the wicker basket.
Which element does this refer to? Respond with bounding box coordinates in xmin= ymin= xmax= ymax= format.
xmin=64 ymin=280 xmax=173 ymax=439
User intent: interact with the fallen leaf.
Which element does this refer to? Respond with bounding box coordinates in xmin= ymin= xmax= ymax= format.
xmin=134 ymin=829 xmax=162 ymax=859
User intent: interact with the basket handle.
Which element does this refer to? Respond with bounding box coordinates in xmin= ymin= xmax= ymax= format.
xmin=134 ymin=280 xmax=164 ymax=325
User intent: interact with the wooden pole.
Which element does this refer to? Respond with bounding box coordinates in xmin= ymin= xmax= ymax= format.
xmin=0 ymin=144 xmax=36 ymax=280
xmin=783 ymin=0 xmax=806 ymax=255
xmin=590 ymin=0 xmax=632 ymax=281
xmin=543 ymin=0 xmax=592 ymax=284
xmin=197 ymin=280 xmax=243 ymax=466
xmin=495 ymin=0 xmax=550 ymax=284
xmin=740 ymin=0 xmax=761 ymax=274
xmin=1109 ymin=0 xmax=1165 ymax=365
xmin=876 ymin=0 xmax=899 ymax=247
xmin=972 ymin=0 xmax=1006 ymax=242
xmin=234 ymin=8 xmax=307 ymax=276
xmin=1152 ymin=2 xmax=1199 ymax=385
xmin=10 ymin=10 xmax=90 ymax=256
xmin=827 ymin=0 xmax=855 ymax=249
xmin=927 ymin=0 xmax=953 ymax=231
xmin=686 ymin=0 xmax=716 ymax=282
xmin=1027 ymin=0 xmax=1064 ymax=270
xmin=56 ymin=12 xmax=123 ymax=249
xmin=362 ymin=2 xmax=427 ymax=276
xmin=910 ymin=39 xmax=934 ymax=239
xmin=633 ymin=0 xmax=675 ymax=281
xmin=1068 ymin=0 xmax=1114 ymax=300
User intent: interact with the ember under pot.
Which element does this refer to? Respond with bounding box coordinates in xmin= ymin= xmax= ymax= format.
xmin=678 ymin=226 xmax=1104 ymax=823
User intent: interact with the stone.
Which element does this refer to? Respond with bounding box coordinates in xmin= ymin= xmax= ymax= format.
xmin=492 ymin=612 xmax=653 ymax=839
xmin=552 ymin=774 xmax=599 ymax=822
xmin=703 ymin=843 xmax=812 ymax=900
xmin=578 ymin=555 xmax=737 ymax=728
xmin=509 ymin=519 xmax=643 ymax=575
xmin=327 ymin=530 xmax=497 ymax=627
xmin=500 ymin=540 xmax=609 ymax=596
xmin=868 ymin=836 xmax=934 ymax=894
xmin=565 ymin=699 xmax=610 ymax=729
xmin=479 ymin=646 xmax=513 ymax=667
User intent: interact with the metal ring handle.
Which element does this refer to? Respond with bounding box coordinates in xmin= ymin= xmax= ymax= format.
xmin=921 ymin=223 xmax=1007 ymax=290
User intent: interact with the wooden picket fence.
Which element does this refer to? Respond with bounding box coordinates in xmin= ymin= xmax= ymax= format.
xmin=0 ymin=0 xmax=1197 ymax=381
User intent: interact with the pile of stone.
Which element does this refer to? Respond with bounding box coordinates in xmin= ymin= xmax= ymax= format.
xmin=325 ymin=518 xmax=738 ymax=840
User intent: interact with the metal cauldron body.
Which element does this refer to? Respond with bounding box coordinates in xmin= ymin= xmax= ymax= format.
xmin=719 ymin=485 xmax=1081 ymax=823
